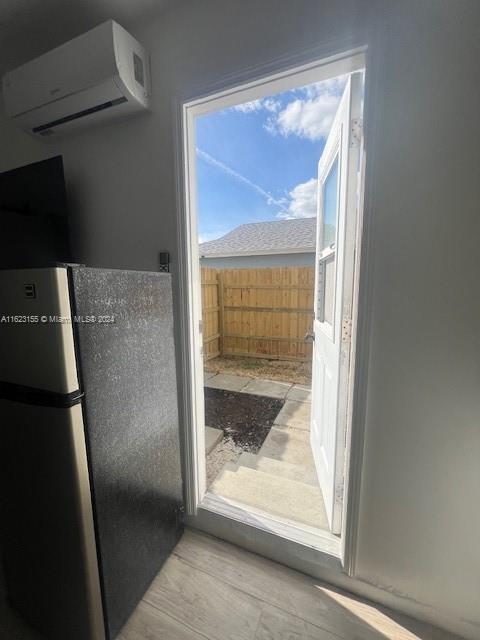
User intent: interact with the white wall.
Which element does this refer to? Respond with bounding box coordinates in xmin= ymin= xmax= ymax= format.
xmin=354 ymin=3 xmax=480 ymax=635
xmin=1 ymin=1 xmax=480 ymax=637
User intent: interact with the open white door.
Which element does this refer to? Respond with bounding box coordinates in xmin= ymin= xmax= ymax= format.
xmin=310 ymin=72 xmax=363 ymax=534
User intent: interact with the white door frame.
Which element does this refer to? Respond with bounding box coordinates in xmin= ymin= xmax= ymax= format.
xmin=174 ymin=46 xmax=370 ymax=574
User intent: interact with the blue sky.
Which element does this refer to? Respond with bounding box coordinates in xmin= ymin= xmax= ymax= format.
xmin=195 ymin=75 xmax=346 ymax=243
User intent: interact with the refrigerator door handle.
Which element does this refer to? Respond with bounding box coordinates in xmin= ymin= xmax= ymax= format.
xmin=0 ymin=381 xmax=83 ymax=408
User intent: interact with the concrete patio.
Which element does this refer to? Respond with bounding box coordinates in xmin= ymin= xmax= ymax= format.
xmin=205 ymin=372 xmax=311 ymax=402
xmin=204 ymin=372 xmax=329 ymax=532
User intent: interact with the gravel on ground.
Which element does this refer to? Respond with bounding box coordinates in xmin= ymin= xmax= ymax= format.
xmin=204 ymin=355 xmax=311 ymax=385
xmin=205 ymin=387 xmax=286 ymax=487
xmin=204 ymin=388 xmax=283 ymax=453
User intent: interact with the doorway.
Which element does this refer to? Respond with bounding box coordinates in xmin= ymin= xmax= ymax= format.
xmin=179 ymin=50 xmax=366 ymax=568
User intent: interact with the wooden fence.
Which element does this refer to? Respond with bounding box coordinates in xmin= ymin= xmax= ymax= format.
xmin=201 ymin=266 xmax=315 ymax=362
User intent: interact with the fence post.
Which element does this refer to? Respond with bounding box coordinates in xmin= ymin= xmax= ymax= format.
xmin=218 ymin=270 xmax=225 ymax=356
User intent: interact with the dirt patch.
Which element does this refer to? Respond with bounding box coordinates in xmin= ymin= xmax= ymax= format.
xmin=204 ymin=388 xmax=284 ymax=453
xmin=204 ymin=356 xmax=311 ymax=385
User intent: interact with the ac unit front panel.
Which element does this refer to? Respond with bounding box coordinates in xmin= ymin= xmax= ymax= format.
xmin=3 ymin=21 xmax=117 ymax=118
xmin=15 ymin=83 xmax=146 ymax=137
xmin=34 ymin=98 xmax=143 ymax=137
xmin=14 ymin=78 xmax=123 ymax=130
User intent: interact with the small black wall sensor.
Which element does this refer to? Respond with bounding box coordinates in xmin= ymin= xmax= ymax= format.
xmin=159 ymin=252 xmax=170 ymax=273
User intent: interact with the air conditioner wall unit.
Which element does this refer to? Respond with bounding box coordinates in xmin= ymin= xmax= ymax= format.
xmin=2 ymin=20 xmax=150 ymax=137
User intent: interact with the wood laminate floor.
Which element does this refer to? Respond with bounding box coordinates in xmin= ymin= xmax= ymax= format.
xmin=1 ymin=528 xmax=460 ymax=639
xmin=119 ymin=528 xmax=459 ymax=640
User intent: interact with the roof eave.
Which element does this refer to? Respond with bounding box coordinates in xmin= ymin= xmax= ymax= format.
xmin=199 ymin=247 xmax=315 ymax=258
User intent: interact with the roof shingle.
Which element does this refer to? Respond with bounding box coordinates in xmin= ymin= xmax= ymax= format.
xmin=199 ymin=218 xmax=316 ymax=257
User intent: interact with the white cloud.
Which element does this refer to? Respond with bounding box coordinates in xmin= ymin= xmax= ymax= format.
xmin=233 ymin=99 xmax=264 ymax=113
xmin=266 ymin=75 xmax=347 ymax=141
xmin=277 ymin=178 xmax=318 ymax=219
xmin=263 ymin=117 xmax=278 ymax=136
xmin=274 ymin=94 xmax=340 ymax=140
xmin=232 ymin=97 xmax=281 ymax=114
xmin=263 ymin=98 xmax=281 ymax=112
xmin=196 ymin=148 xmax=286 ymax=208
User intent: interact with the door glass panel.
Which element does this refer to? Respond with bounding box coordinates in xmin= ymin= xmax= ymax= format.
xmin=321 ymin=156 xmax=339 ymax=250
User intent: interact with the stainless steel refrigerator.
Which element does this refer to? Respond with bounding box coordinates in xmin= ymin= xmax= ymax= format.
xmin=0 ymin=265 xmax=184 ymax=640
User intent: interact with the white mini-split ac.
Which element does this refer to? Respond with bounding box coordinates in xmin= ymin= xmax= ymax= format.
xmin=2 ymin=20 xmax=150 ymax=137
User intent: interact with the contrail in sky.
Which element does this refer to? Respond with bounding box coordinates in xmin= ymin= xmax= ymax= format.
xmin=196 ymin=148 xmax=286 ymax=208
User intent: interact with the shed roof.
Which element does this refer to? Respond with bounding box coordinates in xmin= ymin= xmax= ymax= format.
xmin=199 ymin=218 xmax=316 ymax=257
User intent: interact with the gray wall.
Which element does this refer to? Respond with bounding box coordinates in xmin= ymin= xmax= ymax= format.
xmin=200 ymin=252 xmax=315 ymax=269
xmin=1 ymin=1 xmax=480 ymax=637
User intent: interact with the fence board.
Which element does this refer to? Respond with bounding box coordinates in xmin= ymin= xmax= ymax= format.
xmin=201 ymin=266 xmax=314 ymax=362
xmin=201 ymin=267 xmax=221 ymax=360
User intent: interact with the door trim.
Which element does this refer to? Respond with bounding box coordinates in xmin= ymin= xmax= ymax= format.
xmin=173 ymin=43 xmax=372 ymax=575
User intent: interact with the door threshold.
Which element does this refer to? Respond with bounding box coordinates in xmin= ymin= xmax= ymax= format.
xmin=200 ymin=491 xmax=341 ymax=558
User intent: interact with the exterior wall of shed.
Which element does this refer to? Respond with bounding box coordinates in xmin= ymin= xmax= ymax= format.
xmin=200 ymin=252 xmax=315 ymax=269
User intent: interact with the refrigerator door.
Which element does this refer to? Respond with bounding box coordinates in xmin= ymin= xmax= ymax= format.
xmin=70 ymin=267 xmax=184 ymax=639
xmin=0 ymin=401 xmax=105 ymax=640
xmin=0 ymin=267 xmax=105 ymax=639
xmin=0 ymin=267 xmax=79 ymax=394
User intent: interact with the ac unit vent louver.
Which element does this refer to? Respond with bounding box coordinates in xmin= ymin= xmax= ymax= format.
xmin=33 ymin=97 xmax=128 ymax=134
